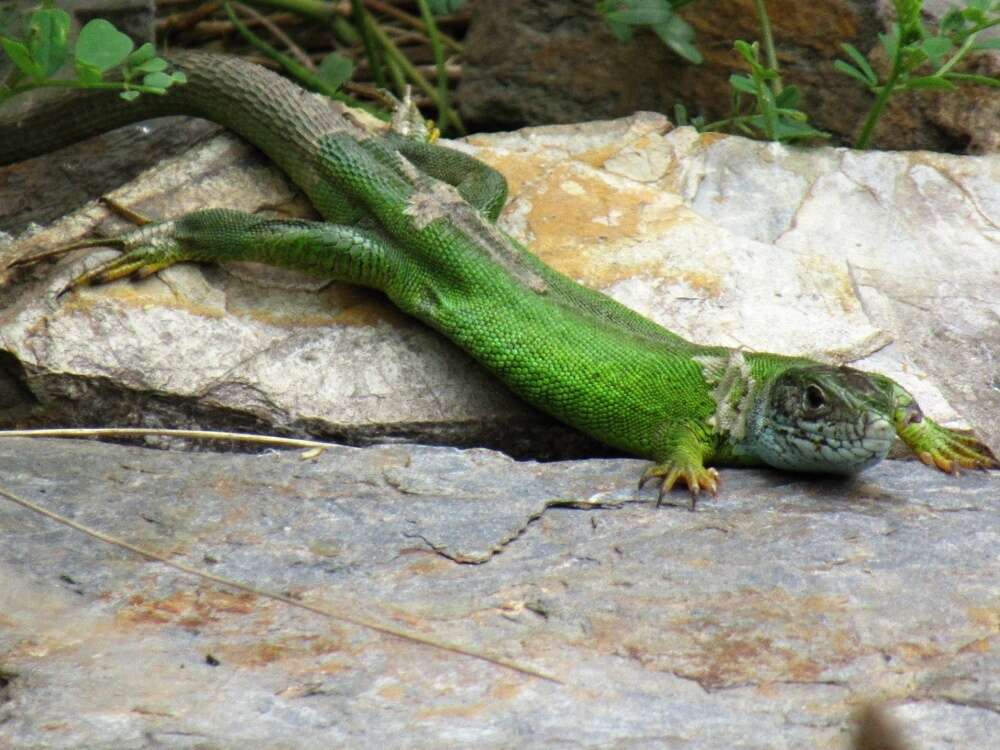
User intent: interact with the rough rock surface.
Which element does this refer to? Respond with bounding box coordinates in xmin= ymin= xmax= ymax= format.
xmin=1 ymin=436 xmax=998 ymax=748
xmin=458 ymin=0 xmax=1000 ymax=153
xmin=2 ymin=112 xmax=997 ymax=455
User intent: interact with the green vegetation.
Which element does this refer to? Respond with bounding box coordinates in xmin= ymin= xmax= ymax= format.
xmin=0 ymin=0 xmax=466 ymax=134
xmin=600 ymin=0 xmax=999 ymax=148
xmin=0 ymin=3 xmax=185 ymax=107
xmin=597 ymin=0 xmax=702 ymax=64
xmin=2 ymin=1 xmax=996 ymax=147
xmin=838 ymin=0 xmax=1000 ymax=148
xmin=229 ymin=0 xmax=465 ymax=132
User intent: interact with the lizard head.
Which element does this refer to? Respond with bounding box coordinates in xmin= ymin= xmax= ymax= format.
xmin=743 ymin=365 xmax=902 ymax=474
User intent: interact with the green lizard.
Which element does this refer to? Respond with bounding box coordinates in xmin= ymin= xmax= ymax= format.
xmin=1 ymin=51 xmax=995 ymax=505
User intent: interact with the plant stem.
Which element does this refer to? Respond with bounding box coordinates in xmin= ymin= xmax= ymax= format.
xmin=242 ymin=0 xmax=332 ymax=21
xmin=855 ymin=57 xmax=902 ymax=149
xmin=227 ymin=2 xmax=358 ymax=105
xmin=351 ymin=0 xmax=386 ymax=88
xmin=415 ymin=0 xmax=455 ymax=134
xmin=365 ymin=0 xmax=462 ymax=54
xmin=700 ymin=113 xmax=760 ymax=131
xmin=752 ymin=0 xmax=781 ymax=94
xmin=243 ymin=0 xmax=357 ymax=45
xmin=945 ymin=72 xmax=1000 ymax=87
xmin=934 ymin=32 xmax=976 ymax=77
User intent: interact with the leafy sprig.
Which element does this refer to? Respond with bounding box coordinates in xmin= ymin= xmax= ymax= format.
xmin=600 ymin=0 xmax=827 ymax=142
xmin=836 ymin=0 xmax=999 ymax=148
xmin=0 ymin=6 xmax=185 ymax=107
xmin=597 ymin=0 xmax=703 ymax=64
xmin=702 ymin=40 xmax=828 ymax=142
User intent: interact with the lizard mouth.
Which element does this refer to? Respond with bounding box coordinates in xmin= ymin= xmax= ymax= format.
xmin=763 ymin=412 xmax=896 ymax=474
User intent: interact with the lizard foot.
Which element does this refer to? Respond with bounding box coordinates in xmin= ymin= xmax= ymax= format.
xmin=639 ymin=462 xmax=720 ymax=511
xmin=897 ymin=416 xmax=998 ymax=474
xmin=9 ymin=219 xmax=187 ymax=295
xmin=387 ymin=85 xmax=438 ymax=143
xmin=6 ymin=196 xmax=180 ymax=293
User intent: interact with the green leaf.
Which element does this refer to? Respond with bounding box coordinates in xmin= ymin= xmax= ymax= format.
xmin=28 ymin=7 xmax=70 ymax=76
xmin=132 ymin=56 xmax=167 ymax=74
xmin=880 ymin=24 xmax=900 ymax=61
xmin=73 ymin=59 xmax=103 ymax=84
xmin=673 ymin=102 xmax=689 ymax=125
xmin=603 ymin=0 xmax=674 ymax=26
xmin=75 ymin=18 xmax=133 ymax=72
xmin=604 ymin=19 xmax=634 ymax=42
xmin=733 ymin=39 xmax=757 ymax=65
xmin=142 ymin=71 xmax=173 ymax=89
xmin=893 ymin=0 xmax=921 ymax=29
xmin=652 ymin=14 xmax=702 ymax=63
xmin=171 ymin=70 xmax=187 ymax=84
xmin=317 ymin=52 xmax=354 ymax=90
xmin=733 ymin=39 xmax=769 ymax=77
xmin=839 ymin=42 xmax=878 ymax=85
xmin=899 ymin=44 xmax=928 ymax=69
xmin=904 ymin=75 xmax=958 ymax=90
xmin=119 ymin=89 xmax=140 ymax=101
xmin=961 ymin=6 xmax=988 ymax=25
xmin=945 ymin=72 xmax=1000 ymax=87
xmin=774 ymin=84 xmax=800 ymax=108
xmin=772 ymin=117 xmax=829 ymax=141
xmin=939 ymin=9 xmax=967 ymax=35
xmin=920 ymin=36 xmax=953 ymax=65
xmin=833 ymin=59 xmax=876 ymax=87
xmin=126 ymin=42 xmax=156 ymax=66
xmin=757 ymin=84 xmax=777 ymax=115
xmin=0 ymin=36 xmax=40 ymax=78
xmin=729 ymin=73 xmax=757 ymax=95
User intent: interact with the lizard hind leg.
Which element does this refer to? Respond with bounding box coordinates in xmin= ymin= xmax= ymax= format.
xmin=18 ymin=208 xmax=407 ymax=295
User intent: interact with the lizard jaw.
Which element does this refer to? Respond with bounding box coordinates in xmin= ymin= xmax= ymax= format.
xmin=742 ymin=364 xmax=899 ymax=475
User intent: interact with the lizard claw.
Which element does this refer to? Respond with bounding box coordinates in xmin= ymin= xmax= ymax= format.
xmin=6 ymin=197 xmax=177 ymax=293
xmin=9 ymin=219 xmax=187 ymax=295
xmin=639 ymin=463 xmax=719 ymax=511
xmin=898 ymin=415 xmax=997 ymax=475
xmin=6 ymin=235 xmax=126 ymax=273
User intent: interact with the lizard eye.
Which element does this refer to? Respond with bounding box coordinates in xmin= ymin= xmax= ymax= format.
xmin=804 ymin=384 xmax=826 ymax=411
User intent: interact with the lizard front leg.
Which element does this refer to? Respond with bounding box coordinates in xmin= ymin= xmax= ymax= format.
xmin=895 ymin=409 xmax=997 ymax=473
xmin=640 ymin=423 xmax=720 ymax=510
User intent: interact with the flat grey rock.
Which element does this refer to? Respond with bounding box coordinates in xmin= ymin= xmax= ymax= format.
xmin=1 ymin=437 xmax=997 ymax=748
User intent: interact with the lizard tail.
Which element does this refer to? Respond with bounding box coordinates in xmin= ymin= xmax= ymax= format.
xmin=0 ymin=51 xmax=355 ymax=214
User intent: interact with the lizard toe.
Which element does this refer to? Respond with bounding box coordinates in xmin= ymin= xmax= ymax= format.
xmin=640 ymin=461 xmax=720 ymax=511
